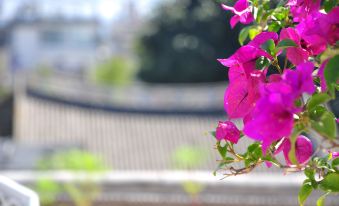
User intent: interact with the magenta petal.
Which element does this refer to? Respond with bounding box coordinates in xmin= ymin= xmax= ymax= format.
xmin=327 ymin=7 xmax=339 ymax=24
xmin=243 ymin=92 xmax=294 ymax=153
xmin=283 ymin=61 xmax=315 ymax=98
xmin=332 ymin=151 xmax=339 ymax=159
xmin=230 ymin=15 xmax=240 ymax=28
xmin=297 ymin=62 xmax=315 ymax=94
xmin=218 ymin=45 xmax=273 ymax=69
xmin=224 ymin=80 xmax=251 ymax=118
xmin=218 ymin=58 xmax=238 ymax=68
xmin=222 ymin=0 xmax=253 ymax=27
xmin=249 ymin=32 xmax=279 ymax=48
xmin=295 ymin=136 xmax=313 ymax=164
xmin=265 ymin=161 xmax=273 ymax=168
xmin=234 ymin=0 xmax=249 ymax=11
xmin=318 ymin=60 xmax=329 ymax=92
xmin=215 ymin=121 xmax=240 ymax=143
xmin=280 ymin=28 xmax=300 ymax=44
xmin=286 ymin=47 xmax=309 ymax=65
xmin=282 ymin=135 xmax=313 ymax=165
xmin=221 ymin=4 xmax=236 ymax=13
xmin=228 ymin=66 xmax=246 ymax=83
xmin=239 ymin=12 xmax=254 ymax=25
xmin=288 ymin=0 xmax=321 ymax=22
xmin=236 ymin=45 xmax=273 ymax=62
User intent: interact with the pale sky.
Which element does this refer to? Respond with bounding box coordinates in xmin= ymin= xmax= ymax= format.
xmin=99 ymin=0 xmax=164 ymax=19
xmin=1 ymin=0 xmax=164 ymax=21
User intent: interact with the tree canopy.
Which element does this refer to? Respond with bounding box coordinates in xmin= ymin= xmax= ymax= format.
xmin=137 ymin=0 xmax=240 ymax=83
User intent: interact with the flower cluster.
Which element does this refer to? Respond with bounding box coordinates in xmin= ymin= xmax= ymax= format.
xmin=213 ymin=0 xmax=339 ymax=205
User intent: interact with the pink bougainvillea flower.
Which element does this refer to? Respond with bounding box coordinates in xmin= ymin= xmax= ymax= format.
xmin=287 ymin=0 xmax=321 ymax=22
xmin=218 ymin=46 xmax=268 ymax=118
xmin=243 ymin=62 xmax=316 ymax=153
xmin=324 ymin=7 xmax=339 ymax=45
xmin=279 ymin=135 xmax=313 ymax=165
xmin=221 ymin=0 xmax=254 ymax=28
xmin=215 ymin=121 xmax=241 ymax=143
xmin=218 ymin=46 xmax=273 ymax=72
xmin=283 ymin=61 xmax=315 ymax=98
xmin=296 ymin=7 xmax=339 ymax=54
xmin=279 ymin=28 xmax=310 ymax=65
xmin=223 ymin=70 xmax=264 ymax=118
xmin=331 ymin=151 xmax=339 ymax=159
xmin=243 ymin=84 xmax=295 ymax=154
xmin=296 ymin=14 xmax=327 ymax=55
xmin=219 ymin=31 xmax=278 ymax=71
xmin=218 ymin=32 xmax=278 ymax=119
xmin=318 ymin=59 xmax=329 ymax=92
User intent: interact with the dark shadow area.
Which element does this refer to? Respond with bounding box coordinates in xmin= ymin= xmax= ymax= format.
xmin=0 ymin=94 xmax=13 ymax=137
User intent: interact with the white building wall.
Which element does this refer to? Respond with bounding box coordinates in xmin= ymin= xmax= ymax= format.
xmin=10 ymin=22 xmax=98 ymax=72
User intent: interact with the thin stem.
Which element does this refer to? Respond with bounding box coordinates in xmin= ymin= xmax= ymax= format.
xmin=272 ymin=58 xmax=282 ymax=74
xmin=283 ymin=56 xmax=288 ymax=69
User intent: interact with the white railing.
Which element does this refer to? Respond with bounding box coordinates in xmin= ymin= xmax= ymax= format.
xmin=0 ymin=175 xmax=39 ymax=206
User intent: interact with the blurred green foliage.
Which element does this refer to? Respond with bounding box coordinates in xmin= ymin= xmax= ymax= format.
xmin=35 ymin=64 xmax=53 ymax=78
xmin=35 ymin=149 xmax=106 ymax=206
xmin=172 ymin=145 xmax=207 ymax=169
xmin=171 ymin=145 xmax=208 ymax=198
xmin=137 ymin=0 xmax=240 ymax=83
xmin=91 ymin=56 xmax=136 ymax=87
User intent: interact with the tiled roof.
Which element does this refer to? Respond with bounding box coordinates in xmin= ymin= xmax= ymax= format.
xmin=14 ymin=78 xmax=282 ymax=172
xmin=15 ymin=92 xmax=223 ymax=170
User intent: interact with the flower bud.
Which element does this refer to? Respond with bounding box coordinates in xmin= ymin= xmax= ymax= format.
xmin=282 ymin=135 xmax=313 ymax=165
xmin=215 ymin=121 xmax=240 ymax=144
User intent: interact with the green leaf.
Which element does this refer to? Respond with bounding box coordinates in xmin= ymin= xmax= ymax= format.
xmin=304 ymin=168 xmax=315 ymax=180
xmin=261 ymin=155 xmax=280 ymax=167
xmin=255 ymin=57 xmax=270 ymax=70
xmin=239 ymin=27 xmax=250 ymax=46
xmin=324 ymin=55 xmax=339 ymax=96
xmin=244 ymin=142 xmax=262 ymax=167
xmin=317 ymin=192 xmax=331 ymax=206
xmin=217 ymin=141 xmax=228 ymax=159
xmin=248 ymin=27 xmax=261 ymax=40
xmin=268 ymin=21 xmax=281 ymax=32
xmin=210 ymin=131 xmax=216 ymax=138
xmin=311 ymin=110 xmax=336 ymax=139
xmin=247 ymin=142 xmax=260 ymax=153
xmin=320 ymin=173 xmax=339 ymax=192
xmin=298 ymin=180 xmax=313 ymax=206
xmin=332 ymin=158 xmax=339 ymax=169
xmin=262 ymin=10 xmax=273 ymax=23
xmin=255 ymin=7 xmax=264 ymax=23
xmin=307 ymin=93 xmax=332 ymax=111
xmin=273 ymin=8 xmax=288 ymax=21
xmin=261 ymin=39 xmax=276 ymax=56
xmin=263 ymin=1 xmax=270 ymax=10
xmin=276 ymin=39 xmax=297 ymax=49
xmin=309 ymin=105 xmax=326 ymax=120
xmin=324 ymin=0 xmax=338 ymax=12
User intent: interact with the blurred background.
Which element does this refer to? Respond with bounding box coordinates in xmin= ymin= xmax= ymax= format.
xmin=0 ymin=0 xmax=337 ymax=206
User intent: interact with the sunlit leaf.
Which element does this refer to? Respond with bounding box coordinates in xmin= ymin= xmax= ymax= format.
xmin=319 ymin=173 xmax=339 ymax=192
xmin=276 ymin=39 xmax=297 ymax=49
xmin=298 ymin=180 xmax=313 ymax=206
xmin=307 ymin=93 xmax=332 ymax=111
